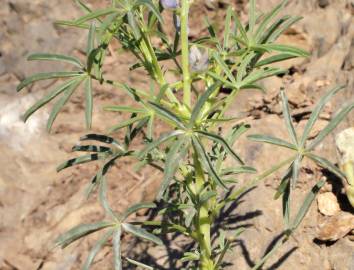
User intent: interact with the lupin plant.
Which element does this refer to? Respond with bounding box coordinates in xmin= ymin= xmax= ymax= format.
xmin=17 ymin=0 xmax=353 ymax=269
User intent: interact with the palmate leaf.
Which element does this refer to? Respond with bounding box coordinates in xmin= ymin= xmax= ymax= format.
xmin=158 ymin=136 xmax=190 ymax=200
xmin=74 ymin=8 xmax=118 ymax=25
xmin=135 ymin=0 xmax=163 ymax=23
xmin=83 ymin=229 xmax=113 ymax=270
xmin=214 ymin=123 xmax=251 ymax=173
xmin=192 ymin=136 xmax=227 ymax=189
xmin=236 ymin=52 xmax=256 ymax=84
xmin=300 ymin=85 xmax=345 ymax=147
xmin=87 ymin=22 xmax=96 ymax=72
xmin=127 ymin=10 xmax=141 ymax=40
xmin=17 ymin=71 xmax=82 ymax=92
xmin=27 ymin=53 xmax=84 ymax=68
xmin=99 ymin=176 xmax=116 ymax=217
xmin=290 ymin=180 xmax=325 ymax=231
xmin=147 ymin=115 xmax=154 ymax=140
xmin=57 ymin=152 xmax=110 ymax=172
xmin=282 ymin=174 xmax=291 ymax=227
xmin=100 ymin=12 xmax=121 ymax=38
xmin=226 ymin=123 xmax=251 ymax=146
xmin=274 ymin=166 xmax=291 ymax=199
xmin=213 ymin=53 xmax=236 ymax=84
xmin=205 ymin=17 xmax=218 ymax=46
xmin=257 ymin=44 xmax=309 ymax=57
xmin=262 ymin=15 xmax=302 ymax=44
xmin=104 ymin=105 xmax=146 ymax=113
xmin=72 ymin=144 xmax=112 ymax=153
xmin=56 ymin=221 xmax=114 ymax=248
xmin=291 ymin=154 xmax=302 ymax=187
xmin=306 ymin=153 xmax=346 ymax=179
xmin=215 ymin=234 xmax=236 ymax=267
xmin=181 ymin=251 xmax=200 ymax=263
xmin=254 ymin=0 xmax=287 ymax=42
xmin=240 ymin=67 xmax=286 ymax=87
xmin=207 ymin=72 xmax=235 ymax=89
xmin=148 ymin=102 xmax=186 ymax=129
xmin=196 ymin=130 xmax=244 ymax=164
xmin=55 ymin=20 xmax=92 ymax=30
xmin=232 ymin=9 xmax=248 ymax=43
xmin=255 ymin=53 xmax=296 ymax=67
xmin=122 ymin=202 xmax=156 ymax=220
xmin=189 ymin=83 xmax=221 ymax=126
xmin=248 ymin=0 xmax=256 ymax=34
xmin=139 ymin=130 xmax=185 ymax=158
xmin=75 ymin=0 xmax=95 ymax=16
xmin=80 ymin=133 xmax=119 ymax=145
xmin=257 ymin=14 xmax=289 ymax=43
xmin=280 ymin=90 xmax=298 ymax=145
xmin=126 ymin=258 xmax=153 ymax=270
xmin=240 ymin=83 xmax=266 ymax=92
xmin=108 ymin=114 xmax=149 ymax=133
xmin=47 ymin=76 xmax=85 ymax=132
xmin=223 ymin=7 xmax=233 ymax=50
xmin=84 ymin=77 xmax=93 ymax=129
xmin=221 ymin=166 xmax=257 ymax=176
xmin=22 ymin=78 xmax=79 ymax=122
xmin=155 ymin=83 xmax=169 ymax=102
xmin=199 ymin=191 xmax=217 ymax=205
xmin=248 ymin=134 xmax=297 ymax=150
xmin=122 ymin=223 xmax=163 ymax=245
xmin=124 ymin=117 xmax=150 ymax=147
xmin=308 ymin=102 xmax=354 ymax=150
xmin=87 ymin=153 xmax=124 ymax=197
xmin=206 ymin=116 xmax=242 ymax=123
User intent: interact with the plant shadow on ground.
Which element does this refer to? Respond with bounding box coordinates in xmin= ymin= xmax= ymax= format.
xmin=321 ymin=168 xmax=354 ymax=214
xmin=125 ymin=188 xmax=297 ymax=269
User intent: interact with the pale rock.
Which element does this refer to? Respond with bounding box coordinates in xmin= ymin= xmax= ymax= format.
xmin=302 ymin=8 xmax=342 ymax=57
xmin=316 ymin=212 xmax=354 ymax=241
xmin=326 ymin=237 xmax=354 ymax=269
xmin=307 ymin=34 xmax=352 ymax=78
xmin=287 ymin=82 xmax=309 ymax=106
xmin=0 ymin=94 xmax=48 ymax=152
xmin=317 ymin=192 xmax=340 ymax=216
xmin=336 ymin=127 xmax=354 ymax=164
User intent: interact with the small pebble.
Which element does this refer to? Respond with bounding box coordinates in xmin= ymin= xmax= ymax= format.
xmin=317 ymin=192 xmax=340 ymax=216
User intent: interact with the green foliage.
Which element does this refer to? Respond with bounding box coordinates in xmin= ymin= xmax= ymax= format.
xmin=17 ymin=0 xmax=352 ymax=269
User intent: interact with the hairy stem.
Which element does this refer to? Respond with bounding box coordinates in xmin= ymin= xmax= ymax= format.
xmin=138 ymin=24 xmax=180 ymax=105
xmin=181 ymin=0 xmax=191 ymax=107
xmin=192 ymin=152 xmax=214 ymax=270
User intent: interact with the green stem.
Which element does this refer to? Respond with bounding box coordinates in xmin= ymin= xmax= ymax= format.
xmin=181 ymin=0 xmax=191 ymax=107
xmin=192 ymin=152 xmax=214 ymax=270
xmin=139 ymin=29 xmax=180 ymax=105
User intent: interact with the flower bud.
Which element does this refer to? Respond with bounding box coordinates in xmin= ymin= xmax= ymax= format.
xmin=160 ymin=0 xmax=179 ymax=9
xmin=189 ymin=45 xmax=209 ymax=73
xmin=173 ymin=13 xmax=181 ymax=32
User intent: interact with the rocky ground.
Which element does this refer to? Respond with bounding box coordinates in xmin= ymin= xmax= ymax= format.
xmin=0 ymin=0 xmax=353 ymax=269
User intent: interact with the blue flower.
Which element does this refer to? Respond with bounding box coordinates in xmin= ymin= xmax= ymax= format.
xmin=161 ymin=0 xmax=179 ymax=9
